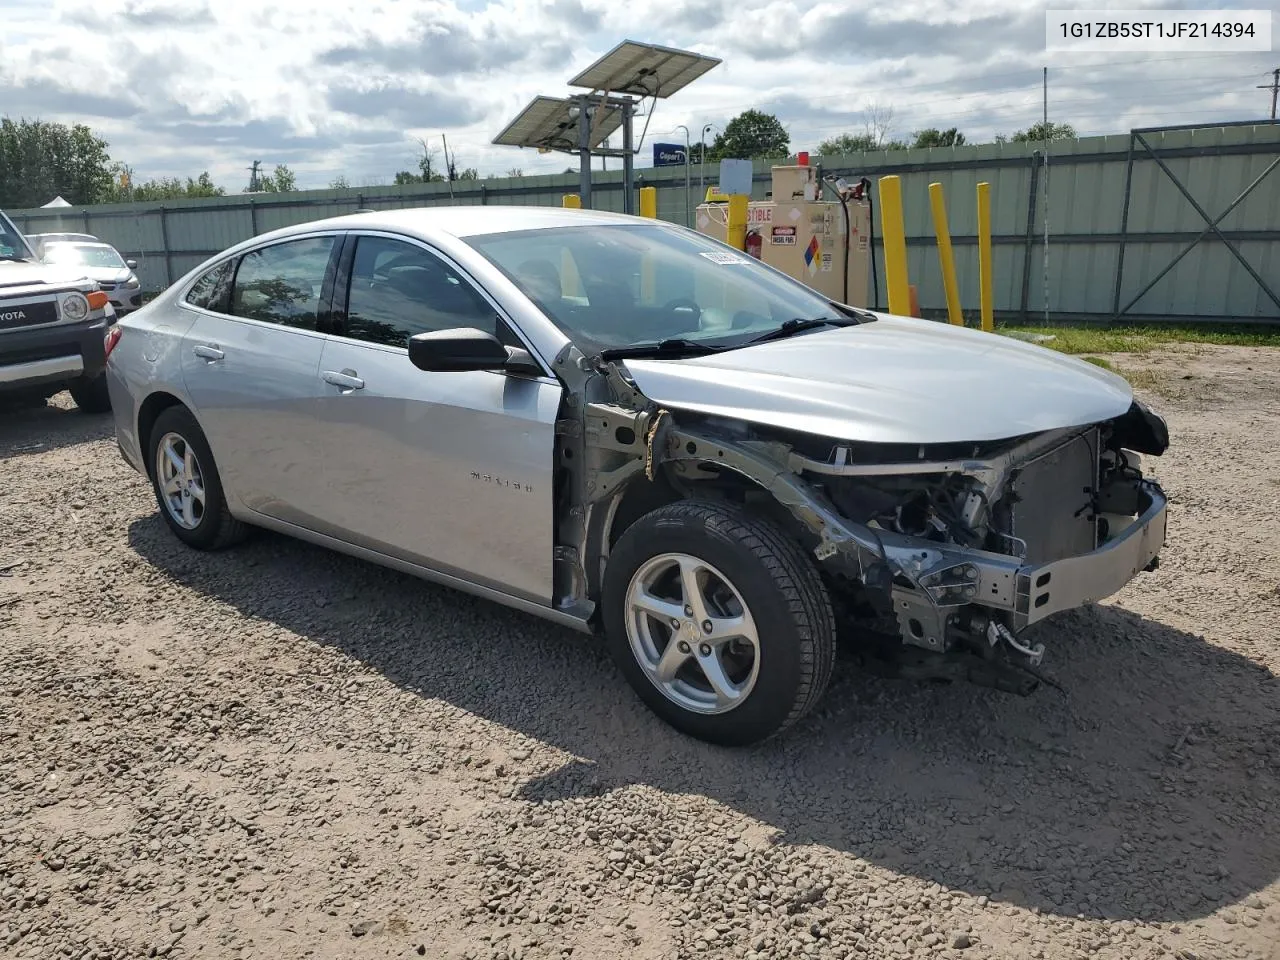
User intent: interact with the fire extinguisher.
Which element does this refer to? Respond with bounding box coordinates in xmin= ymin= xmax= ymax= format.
xmin=745 ymin=229 xmax=763 ymax=260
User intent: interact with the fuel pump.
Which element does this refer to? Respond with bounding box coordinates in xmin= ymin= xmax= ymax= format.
xmin=694 ymin=158 xmax=872 ymax=307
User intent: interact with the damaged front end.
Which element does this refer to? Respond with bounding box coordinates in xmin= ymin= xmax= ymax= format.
xmin=550 ymin=343 xmax=1169 ymax=695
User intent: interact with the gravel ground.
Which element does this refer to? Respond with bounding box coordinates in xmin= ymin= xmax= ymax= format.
xmin=2 ymin=343 xmax=1279 ymax=960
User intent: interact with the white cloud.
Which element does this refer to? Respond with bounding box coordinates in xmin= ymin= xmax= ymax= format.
xmin=0 ymin=0 xmax=1273 ymax=190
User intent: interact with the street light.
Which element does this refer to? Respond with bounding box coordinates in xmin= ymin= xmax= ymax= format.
xmin=698 ymin=122 xmax=716 ymax=196
xmin=674 ymin=124 xmax=692 ymax=227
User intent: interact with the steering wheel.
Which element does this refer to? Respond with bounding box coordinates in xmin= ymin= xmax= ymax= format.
xmin=659 ymin=297 xmax=702 ymax=327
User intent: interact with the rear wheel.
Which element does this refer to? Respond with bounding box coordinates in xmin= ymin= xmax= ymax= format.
xmin=602 ymin=500 xmax=837 ymax=746
xmin=67 ymin=372 xmax=111 ymax=413
xmin=147 ymin=405 xmax=249 ymax=550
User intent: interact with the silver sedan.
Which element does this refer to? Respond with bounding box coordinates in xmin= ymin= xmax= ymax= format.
xmin=105 ymin=206 xmax=1170 ymax=746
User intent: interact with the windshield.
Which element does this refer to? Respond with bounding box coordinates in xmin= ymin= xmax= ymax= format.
xmin=43 ymin=242 xmax=126 ymax=269
xmin=463 ymin=222 xmax=864 ymax=355
xmin=0 ymin=213 xmax=34 ymax=260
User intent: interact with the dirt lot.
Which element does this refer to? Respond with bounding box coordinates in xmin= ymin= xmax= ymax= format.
xmin=2 ymin=343 xmax=1279 ymax=960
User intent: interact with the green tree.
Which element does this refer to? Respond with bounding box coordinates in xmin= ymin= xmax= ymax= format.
xmin=329 ymin=175 xmax=350 ymax=189
xmin=707 ymin=110 xmax=789 ymax=161
xmin=1009 ymin=121 xmax=1076 ymax=142
xmin=456 ymin=167 xmax=479 ymax=181
xmin=255 ymin=163 xmax=297 ymax=192
xmin=912 ymin=127 xmax=966 ymax=148
xmin=0 ymin=117 xmax=115 ymax=207
xmin=109 ymin=169 xmax=225 ymax=202
xmin=817 ymin=132 xmax=879 ymax=155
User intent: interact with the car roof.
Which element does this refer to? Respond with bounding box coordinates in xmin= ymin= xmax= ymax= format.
xmin=45 ymin=240 xmax=114 ymax=249
xmin=258 ymin=205 xmax=663 ymax=243
xmin=29 ymin=232 xmax=98 ymax=241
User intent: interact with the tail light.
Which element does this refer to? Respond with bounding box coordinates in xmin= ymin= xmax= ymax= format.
xmin=87 ymin=290 xmax=110 ymax=311
xmin=104 ymin=325 xmax=122 ymax=361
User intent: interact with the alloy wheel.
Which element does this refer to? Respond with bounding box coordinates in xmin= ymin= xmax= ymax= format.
xmin=624 ymin=552 xmax=761 ymax=715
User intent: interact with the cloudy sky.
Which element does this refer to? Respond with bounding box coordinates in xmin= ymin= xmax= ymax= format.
xmin=1 ymin=0 xmax=1275 ymax=191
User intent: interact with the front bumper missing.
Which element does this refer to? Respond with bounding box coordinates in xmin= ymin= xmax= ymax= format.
xmin=655 ymin=421 xmax=1167 ymax=652
xmin=879 ymin=480 xmax=1168 ymax=642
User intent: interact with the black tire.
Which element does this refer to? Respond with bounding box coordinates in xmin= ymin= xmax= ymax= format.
xmin=147 ymin=405 xmax=249 ymax=550
xmin=67 ymin=372 xmax=112 ymax=414
xmin=602 ymin=500 xmax=837 ymax=747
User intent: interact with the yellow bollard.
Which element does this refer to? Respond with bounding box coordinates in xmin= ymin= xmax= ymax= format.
xmin=639 ymin=185 xmax=657 ymax=300
xmin=639 ymin=186 xmax=657 ymax=219
xmin=563 ymin=194 xmax=581 ymax=209
xmin=725 ymin=194 xmax=749 ymax=251
xmin=928 ymin=182 xmax=964 ymax=326
xmin=877 ymin=176 xmax=911 ymax=316
xmin=976 ymin=181 xmax=994 ymax=332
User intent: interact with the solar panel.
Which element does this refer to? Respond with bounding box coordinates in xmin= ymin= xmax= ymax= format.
xmin=567 ymin=40 xmax=721 ymax=99
xmin=491 ymin=95 xmax=625 ymax=152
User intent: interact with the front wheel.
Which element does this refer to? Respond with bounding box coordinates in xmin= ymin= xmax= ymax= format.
xmin=67 ymin=371 xmax=111 ymax=413
xmin=602 ymin=500 xmax=837 ymax=746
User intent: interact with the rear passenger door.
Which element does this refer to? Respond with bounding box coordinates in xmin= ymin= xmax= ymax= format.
xmin=179 ymin=233 xmax=339 ymax=526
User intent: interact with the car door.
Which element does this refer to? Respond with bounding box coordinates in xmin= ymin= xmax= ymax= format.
xmin=308 ymin=231 xmax=561 ymax=605
xmin=179 ymin=233 xmax=339 ymax=526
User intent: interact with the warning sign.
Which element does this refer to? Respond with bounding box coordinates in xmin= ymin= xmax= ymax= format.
xmin=804 ymin=235 xmax=821 ymax=277
xmin=770 ymin=226 xmax=797 ymax=246
xmin=820 ymin=253 xmax=833 ymax=273
xmin=746 ymin=206 xmax=773 ymax=224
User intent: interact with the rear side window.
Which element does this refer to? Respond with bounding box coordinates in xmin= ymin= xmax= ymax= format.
xmin=185 ymin=260 xmax=234 ymax=312
xmin=230 ymin=236 xmax=336 ymax=330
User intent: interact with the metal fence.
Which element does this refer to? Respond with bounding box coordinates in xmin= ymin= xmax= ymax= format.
xmin=9 ymin=121 xmax=1279 ymax=324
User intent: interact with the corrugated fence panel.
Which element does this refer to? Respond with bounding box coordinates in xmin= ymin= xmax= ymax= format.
xmin=8 ymin=123 xmax=1277 ymax=321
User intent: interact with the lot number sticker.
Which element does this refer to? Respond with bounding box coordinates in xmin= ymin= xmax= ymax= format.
xmin=700 ymin=251 xmax=751 ymax=264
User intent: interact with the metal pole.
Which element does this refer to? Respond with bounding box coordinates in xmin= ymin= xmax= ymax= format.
xmin=676 ymin=124 xmax=692 ymax=227
xmin=699 ymin=123 xmax=713 ymax=198
xmin=577 ymin=97 xmax=592 ymax=210
xmin=928 ymin=182 xmax=963 ymax=326
xmin=976 ymin=181 xmax=994 ymax=332
xmin=1020 ymin=151 xmax=1041 ymax=321
xmin=877 ymin=176 xmax=911 ymax=317
xmin=622 ymin=100 xmax=635 ymax=216
xmin=158 ymin=206 xmax=173 ymax=286
xmin=1112 ymin=134 xmax=1136 ymax=318
xmin=1042 ymin=66 xmax=1049 ymax=322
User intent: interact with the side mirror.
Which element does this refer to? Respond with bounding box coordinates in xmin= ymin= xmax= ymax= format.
xmin=408 ymin=328 xmax=543 ymax=377
xmin=126 ymin=259 xmax=137 ymax=269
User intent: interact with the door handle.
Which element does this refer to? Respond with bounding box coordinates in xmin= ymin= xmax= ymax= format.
xmin=322 ymin=369 xmax=365 ymax=391
xmin=193 ymin=344 xmax=224 ymax=362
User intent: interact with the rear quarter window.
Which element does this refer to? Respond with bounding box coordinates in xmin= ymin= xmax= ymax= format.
xmin=185 ymin=260 xmax=235 ymax=313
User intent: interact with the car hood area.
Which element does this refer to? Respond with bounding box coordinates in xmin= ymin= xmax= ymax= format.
xmin=79 ymin=266 xmax=133 ymax=283
xmin=621 ymin=314 xmax=1135 ymax=446
xmin=0 ymin=260 xmax=92 ymax=290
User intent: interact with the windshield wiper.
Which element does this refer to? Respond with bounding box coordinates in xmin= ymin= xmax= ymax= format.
xmin=0 ymin=255 xmax=30 ymax=263
xmin=740 ymin=316 xmax=859 ymax=346
xmin=599 ymin=338 xmax=724 ymax=362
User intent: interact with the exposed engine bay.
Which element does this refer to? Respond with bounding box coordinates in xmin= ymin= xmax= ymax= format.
xmin=548 ymin=347 xmax=1170 ymax=698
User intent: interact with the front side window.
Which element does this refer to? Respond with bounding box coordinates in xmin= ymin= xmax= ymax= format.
xmin=463 ymin=222 xmax=859 ymax=355
xmin=185 ymin=259 xmax=235 ymax=312
xmin=342 ymin=235 xmax=496 ymax=348
xmin=230 ymin=235 xmax=336 ymax=330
